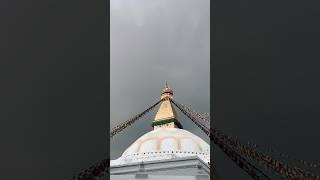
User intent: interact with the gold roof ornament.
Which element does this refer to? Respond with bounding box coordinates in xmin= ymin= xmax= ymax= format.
xmin=161 ymin=81 xmax=173 ymax=100
xmin=153 ymin=82 xmax=182 ymax=129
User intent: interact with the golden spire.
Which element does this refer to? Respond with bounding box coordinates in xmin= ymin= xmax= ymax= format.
xmin=152 ymin=82 xmax=182 ymax=129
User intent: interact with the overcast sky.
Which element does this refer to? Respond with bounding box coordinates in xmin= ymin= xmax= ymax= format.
xmin=109 ymin=1 xmax=320 ymax=179
xmin=110 ymin=0 xmax=210 ymax=159
xmin=3 ymin=0 xmax=320 ymax=179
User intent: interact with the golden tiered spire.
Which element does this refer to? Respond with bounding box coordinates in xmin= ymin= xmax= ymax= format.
xmin=152 ymin=82 xmax=182 ymax=129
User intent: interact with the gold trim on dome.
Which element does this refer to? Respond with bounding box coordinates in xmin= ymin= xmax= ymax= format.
xmin=135 ymin=136 xmax=182 ymax=152
xmin=122 ymin=136 xmax=203 ymax=156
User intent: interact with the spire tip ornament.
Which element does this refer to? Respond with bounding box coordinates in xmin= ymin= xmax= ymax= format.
xmin=161 ymin=82 xmax=173 ymax=100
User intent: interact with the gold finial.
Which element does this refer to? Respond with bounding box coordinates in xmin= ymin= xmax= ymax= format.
xmin=161 ymin=81 xmax=173 ymax=100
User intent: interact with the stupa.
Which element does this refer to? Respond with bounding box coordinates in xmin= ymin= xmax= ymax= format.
xmin=110 ymin=83 xmax=214 ymax=180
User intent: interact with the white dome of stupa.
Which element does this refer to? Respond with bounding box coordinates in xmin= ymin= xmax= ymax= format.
xmin=110 ymin=128 xmax=210 ymax=166
xmin=111 ymin=83 xmax=210 ymax=166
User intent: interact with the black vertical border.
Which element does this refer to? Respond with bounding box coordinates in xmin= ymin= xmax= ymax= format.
xmin=210 ymin=0 xmax=214 ymax=179
xmin=106 ymin=0 xmax=111 ymax=179
xmin=1 ymin=0 xmax=110 ymax=178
